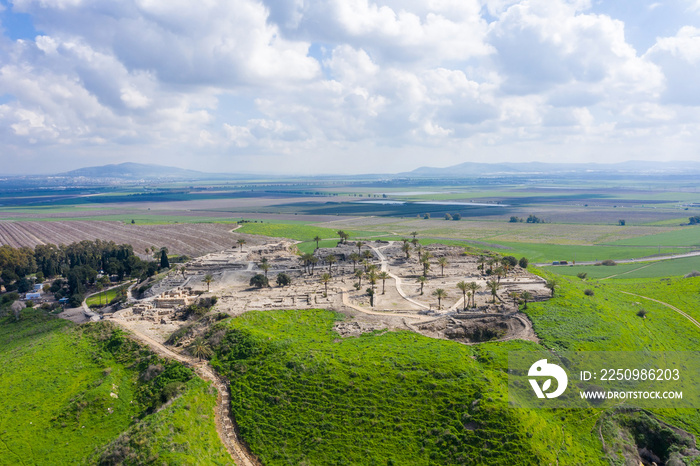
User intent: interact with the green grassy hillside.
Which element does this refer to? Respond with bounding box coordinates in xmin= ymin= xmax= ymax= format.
xmin=0 ymin=310 xmax=229 ymax=465
xmin=205 ymin=310 xmax=605 ymax=465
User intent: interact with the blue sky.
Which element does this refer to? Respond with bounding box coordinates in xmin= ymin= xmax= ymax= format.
xmin=1 ymin=0 xmax=699 ymax=174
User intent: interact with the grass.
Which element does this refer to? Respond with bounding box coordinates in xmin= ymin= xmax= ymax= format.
xmin=237 ymin=222 xmax=383 ymax=241
xmin=86 ymin=283 xmax=131 ymax=308
xmin=205 ymin=310 xmax=607 ymax=465
xmin=606 ymin=227 xmax=700 ymax=247
xmin=547 ymin=255 xmax=700 ymax=280
xmin=0 ymin=310 xmax=228 ymax=464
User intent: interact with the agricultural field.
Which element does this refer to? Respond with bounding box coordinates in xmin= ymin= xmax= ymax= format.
xmin=547 ymin=256 xmax=700 ymax=280
xmin=0 ymin=310 xmax=228 ymax=464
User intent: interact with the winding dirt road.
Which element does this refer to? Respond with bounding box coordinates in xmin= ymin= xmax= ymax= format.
xmin=117 ymin=324 xmax=258 ymax=466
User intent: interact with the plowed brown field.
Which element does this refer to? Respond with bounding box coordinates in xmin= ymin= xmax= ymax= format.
xmin=0 ymin=221 xmax=249 ymax=256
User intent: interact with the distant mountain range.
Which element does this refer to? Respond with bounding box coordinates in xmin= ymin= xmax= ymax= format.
xmin=61 ymin=162 xmax=225 ymax=180
xmin=403 ymin=160 xmax=700 ymax=177
xmin=57 ymin=160 xmax=700 ymax=181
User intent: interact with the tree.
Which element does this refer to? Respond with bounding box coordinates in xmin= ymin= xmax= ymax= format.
xmin=160 ymin=248 xmax=170 ymax=269
xmin=259 ymin=261 xmax=270 ymax=277
xmin=309 ymin=255 xmax=319 ymax=275
xmin=179 ymin=266 xmax=187 ymax=279
xmin=366 ymin=287 xmax=375 ymax=307
xmin=493 ymin=266 xmax=505 ymax=283
xmin=320 ymin=273 xmax=331 ymax=295
xmin=349 ymin=253 xmax=361 ymax=271
xmin=337 ymin=230 xmax=349 ymax=243
xmin=520 ymin=291 xmax=532 ymax=309
xmin=433 ymin=288 xmax=447 ymax=310
xmin=509 ymin=291 xmax=520 ymax=307
xmin=203 ymin=273 xmax=214 ymax=291
xmin=354 ymin=269 xmax=364 ymax=287
xmin=276 ymin=272 xmax=291 ymax=287
xmin=437 ymin=257 xmax=448 ymax=277
xmin=366 ymin=269 xmax=378 ymax=290
xmin=452 ymin=213 xmax=461 ymax=221
xmin=362 ymin=250 xmax=373 ymax=260
xmin=326 ymin=254 xmax=337 ymax=274
xmin=249 ymin=274 xmax=269 ymax=288
xmin=237 ymin=239 xmax=246 ymax=251
xmin=444 ymin=213 xmax=452 ymax=220
xmin=421 ymin=258 xmax=431 ymax=278
xmin=456 ymin=281 xmax=468 ymax=312
xmin=486 ymin=279 xmax=500 ymax=304
xmin=423 ymin=213 xmax=430 ymax=219
xmin=519 ymin=257 xmax=529 ymax=269
xmin=410 ymin=231 xmax=418 ymax=240
xmin=545 ymin=278 xmax=557 ymax=297
xmin=401 ymin=242 xmax=411 ymax=260
xmin=502 ymin=256 xmax=518 ymax=268
xmin=189 ymin=338 xmax=212 ymax=361
xmin=618 ymin=219 xmax=626 ymax=226
xmin=356 ymin=241 xmax=365 ymax=254
xmin=378 ymin=271 xmax=390 ymax=294
xmin=468 ymin=282 xmax=481 ymax=308
xmin=477 ymin=255 xmax=486 ymax=274
xmin=314 ymin=236 xmax=322 ymax=249
xmin=300 ymin=253 xmax=314 ymax=274
xmin=417 ymin=275 xmax=426 ymax=295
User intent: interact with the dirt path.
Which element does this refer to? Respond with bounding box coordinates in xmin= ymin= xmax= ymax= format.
xmin=371 ymin=244 xmax=430 ymax=310
xmin=115 ymin=323 xmax=258 ymax=466
xmin=620 ymin=291 xmax=700 ymax=331
xmin=600 ymin=263 xmax=654 ymax=280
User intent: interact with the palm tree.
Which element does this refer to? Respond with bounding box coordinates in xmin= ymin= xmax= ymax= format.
xmin=520 ymin=291 xmax=533 ymax=309
xmin=456 ymin=281 xmax=468 ymax=312
xmin=468 ymin=282 xmax=481 ymax=308
xmin=260 ymin=261 xmax=270 ymax=277
xmin=349 ymin=253 xmax=361 ymax=271
xmin=309 ymin=255 xmax=319 ymax=275
xmin=416 ymin=245 xmax=423 ymax=261
xmin=179 ymin=266 xmax=186 ymax=279
xmin=300 ymin=253 xmax=314 ymax=274
xmin=493 ymin=266 xmax=505 ymax=283
xmin=411 ymin=238 xmax=419 ymax=247
xmin=433 ymin=288 xmax=447 ymax=310
xmin=545 ymin=278 xmax=557 ymax=297
xmin=417 ymin=275 xmax=426 ymax=295
xmin=509 ymin=291 xmax=520 ymax=308
xmin=477 ymin=255 xmax=486 ymax=274
xmin=356 ymin=241 xmax=365 ymax=254
xmin=313 ymin=236 xmax=322 ymax=249
xmin=203 ymin=273 xmax=214 ymax=292
xmin=410 ymin=231 xmax=418 ymax=240
xmin=486 ymin=279 xmax=500 ymax=304
xmin=362 ymin=249 xmax=373 ymax=260
xmin=401 ymin=242 xmax=411 ymax=260
xmin=326 ymin=254 xmax=337 ymax=274
xmin=320 ymin=273 xmax=331 ymax=295
xmin=189 ymin=338 xmax=212 ymax=361
xmin=237 ymin=239 xmax=246 ymax=252
xmin=366 ymin=287 xmax=375 ymax=307
xmin=421 ymin=258 xmax=431 ymax=278
xmin=354 ymin=269 xmax=364 ymax=287
xmin=378 ymin=271 xmax=390 ymax=294
xmin=366 ymin=269 xmax=378 ymax=290
xmin=437 ymin=257 xmax=448 ymax=277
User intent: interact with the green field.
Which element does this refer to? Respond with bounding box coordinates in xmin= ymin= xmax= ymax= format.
xmin=86 ymin=283 xmax=131 ymax=308
xmin=606 ymin=226 xmax=700 ymax=247
xmin=0 ymin=311 xmax=228 ymax=465
xmin=547 ymin=256 xmax=700 ymax=280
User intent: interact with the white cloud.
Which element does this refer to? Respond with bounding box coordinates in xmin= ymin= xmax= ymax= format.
xmin=0 ymin=0 xmax=699 ymax=173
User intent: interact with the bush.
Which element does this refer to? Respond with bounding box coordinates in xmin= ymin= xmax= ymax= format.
xmin=584 ymin=289 xmax=594 ymax=296
xmin=684 ymin=270 xmax=700 ymax=278
xmin=250 ymin=274 xmax=269 ymax=288
xmin=503 ymin=256 xmax=518 ymax=267
xmin=577 ymin=272 xmax=588 ymax=280
xmin=452 ymin=213 xmax=461 ymax=221
xmin=637 ymin=309 xmax=648 ymax=318
xmin=518 ymin=257 xmax=528 ymax=268
xmin=276 ymin=273 xmax=291 ymax=287
xmin=601 ymin=260 xmax=617 ymax=266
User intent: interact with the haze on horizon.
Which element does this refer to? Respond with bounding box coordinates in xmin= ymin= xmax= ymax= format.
xmin=1 ymin=0 xmax=699 ymax=176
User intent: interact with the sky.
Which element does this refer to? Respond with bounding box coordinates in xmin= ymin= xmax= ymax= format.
xmin=1 ymin=0 xmax=699 ymax=175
